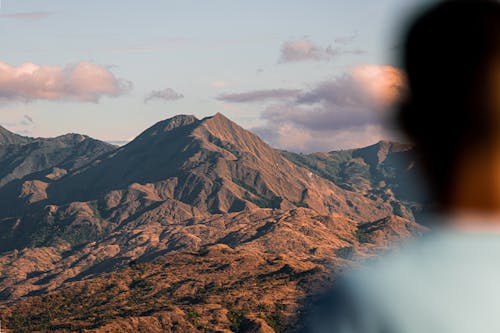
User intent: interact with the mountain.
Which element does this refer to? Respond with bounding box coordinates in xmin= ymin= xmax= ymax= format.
xmin=0 ymin=125 xmax=31 ymax=145
xmin=0 ymin=114 xmax=425 ymax=332
xmin=284 ymin=140 xmax=425 ymax=217
xmin=46 ymin=113 xmax=358 ymax=216
xmin=0 ymin=130 xmax=116 ymax=188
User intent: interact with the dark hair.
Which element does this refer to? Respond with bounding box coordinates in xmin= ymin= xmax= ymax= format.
xmin=397 ymin=0 xmax=500 ymax=206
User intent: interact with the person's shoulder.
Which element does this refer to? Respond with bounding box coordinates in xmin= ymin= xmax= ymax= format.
xmin=305 ymin=228 xmax=500 ymax=333
xmin=349 ymin=231 xmax=451 ymax=290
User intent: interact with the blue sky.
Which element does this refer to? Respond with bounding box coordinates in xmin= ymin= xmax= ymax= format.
xmin=0 ymin=0 xmax=435 ymax=151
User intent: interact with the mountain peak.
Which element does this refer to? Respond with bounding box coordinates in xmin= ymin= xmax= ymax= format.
xmin=201 ymin=112 xmax=233 ymax=128
xmin=160 ymin=114 xmax=199 ymax=131
xmin=353 ymin=140 xmax=414 ymax=165
xmin=135 ymin=114 xmax=200 ymax=141
xmin=372 ymin=140 xmax=414 ymax=159
xmin=170 ymin=113 xmax=199 ymax=123
xmin=0 ymin=125 xmax=31 ymax=145
xmin=197 ymin=112 xmax=275 ymax=156
xmin=0 ymin=125 xmax=9 ymax=137
xmin=205 ymin=112 xmax=228 ymax=121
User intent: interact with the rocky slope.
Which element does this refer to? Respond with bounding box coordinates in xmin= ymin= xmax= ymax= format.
xmin=0 ymin=114 xmax=425 ymax=332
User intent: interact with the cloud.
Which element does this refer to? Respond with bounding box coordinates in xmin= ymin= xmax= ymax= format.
xmin=211 ymin=81 xmax=226 ymax=88
xmin=144 ymin=88 xmax=184 ymax=103
xmin=24 ymin=115 xmax=34 ymax=124
xmin=278 ymin=37 xmax=365 ymax=63
xmin=279 ymin=38 xmax=339 ymax=63
xmin=0 ymin=61 xmax=132 ymax=103
xmin=0 ymin=114 xmax=35 ymax=136
xmin=217 ymin=89 xmax=301 ymax=103
xmin=250 ymin=65 xmax=406 ymax=152
xmin=253 ymin=123 xmax=386 ymax=153
xmin=351 ymin=65 xmax=405 ymax=106
xmin=0 ymin=11 xmax=52 ymax=21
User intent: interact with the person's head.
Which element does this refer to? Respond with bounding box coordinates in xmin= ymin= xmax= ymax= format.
xmin=398 ymin=0 xmax=500 ymax=210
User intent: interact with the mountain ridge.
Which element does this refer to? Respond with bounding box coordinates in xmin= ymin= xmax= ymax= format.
xmin=39 ymin=113 xmax=374 ymax=218
xmin=0 ymin=129 xmax=115 ymax=189
xmin=0 ymin=125 xmax=32 ymax=145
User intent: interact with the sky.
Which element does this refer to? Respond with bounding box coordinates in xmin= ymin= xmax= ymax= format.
xmin=0 ymin=0 xmax=436 ymax=152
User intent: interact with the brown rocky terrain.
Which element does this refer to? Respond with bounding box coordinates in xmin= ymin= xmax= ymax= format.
xmin=0 ymin=114 xmax=425 ymax=332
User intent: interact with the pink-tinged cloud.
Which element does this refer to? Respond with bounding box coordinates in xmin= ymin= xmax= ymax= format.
xmin=251 ymin=65 xmax=406 ymax=152
xmin=297 ymin=65 xmax=406 ymax=112
xmin=0 ymin=61 xmax=132 ymax=103
xmin=0 ymin=12 xmax=52 ymax=21
xmin=351 ymin=65 xmax=406 ymax=107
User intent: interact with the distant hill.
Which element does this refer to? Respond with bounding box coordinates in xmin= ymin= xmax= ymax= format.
xmin=0 ymin=114 xmax=425 ymax=332
xmin=284 ymin=140 xmax=425 ymax=215
xmin=0 ymin=129 xmax=115 ymax=188
xmin=0 ymin=125 xmax=31 ymax=145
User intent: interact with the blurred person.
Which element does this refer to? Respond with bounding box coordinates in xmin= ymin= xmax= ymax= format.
xmin=307 ymin=1 xmax=500 ymax=332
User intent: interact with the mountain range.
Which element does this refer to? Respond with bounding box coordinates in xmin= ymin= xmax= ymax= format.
xmin=0 ymin=113 xmax=425 ymax=332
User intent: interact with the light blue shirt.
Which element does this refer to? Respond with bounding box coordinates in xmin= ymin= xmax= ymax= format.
xmin=310 ymin=228 xmax=500 ymax=333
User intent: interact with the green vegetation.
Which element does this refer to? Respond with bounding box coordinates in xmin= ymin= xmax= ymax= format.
xmin=265 ymin=304 xmax=286 ymax=333
xmin=129 ymin=278 xmax=153 ymax=292
xmin=88 ymin=200 xmax=102 ymax=219
xmin=356 ymin=229 xmax=371 ymax=243
xmin=228 ymin=309 xmax=246 ymax=332
xmin=185 ymin=307 xmax=200 ymax=326
xmin=390 ymin=200 xmax=405 ymax=217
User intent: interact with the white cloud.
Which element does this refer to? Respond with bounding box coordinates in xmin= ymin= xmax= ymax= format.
xmin=0 ymin=61 xmax=132 ymax=103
